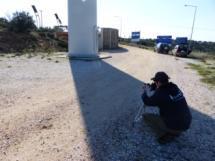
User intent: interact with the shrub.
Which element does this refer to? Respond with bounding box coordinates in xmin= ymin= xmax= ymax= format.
xmin=37 ymin=27 xmax=55 ymax=33
xmin=57 ymin=40 xmax=68 ymax=49
xmin=53 ymin=26 xmax=64 ymax=32
xmin=0 ymin=18 xmax=9 ymax=28
xmin=8 ymin=11 xmax=36 ymax=33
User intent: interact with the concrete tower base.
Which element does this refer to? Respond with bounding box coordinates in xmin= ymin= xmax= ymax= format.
xmin=68 ymin=0 xmax=98 ymax=58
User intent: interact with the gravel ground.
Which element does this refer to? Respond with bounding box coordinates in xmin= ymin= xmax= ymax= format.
xmin=0 ymin=46 xmax=214 ymax=161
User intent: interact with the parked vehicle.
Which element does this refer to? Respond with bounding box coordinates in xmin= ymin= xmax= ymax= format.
xmin=172 ymin=37 xmax=192 ymax=57
xmin=154 ymin=43 xmax=172 ymax=54
xmin=154 ymin=36 xmax=172 ymax=54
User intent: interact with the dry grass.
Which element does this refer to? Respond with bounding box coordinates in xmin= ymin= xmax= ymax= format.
xmin=188 ymin=52 xmax=215 ymax=61
xmin=188 ymin=60 xmax=215 ymax=87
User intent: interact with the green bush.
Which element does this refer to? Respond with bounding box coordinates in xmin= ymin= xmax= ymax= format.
xmin=47 ymin=33 xmax=55 ymax=39
xmin=57 ymin=40 xmax=68 ymax=49
xmin=37 ymin=27 xmax=55 ymax=33
xmin=8 ymin=11 xmax=36 ymax=33
xmin=0 ymin=18 xmax=9 ymax=28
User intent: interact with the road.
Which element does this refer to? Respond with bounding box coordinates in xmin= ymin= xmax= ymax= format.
xmin=0 ymin=46 xmax=215 ymax=161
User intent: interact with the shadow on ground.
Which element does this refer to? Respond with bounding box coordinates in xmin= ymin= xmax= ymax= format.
xmin=69 ymin=60 xmax=215 ymax=161
xmin=101 ymin=47 xmax=129 ymax=54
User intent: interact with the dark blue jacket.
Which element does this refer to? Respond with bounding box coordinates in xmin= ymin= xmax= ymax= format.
xmin=142 ymin=82 xmax=192 ymax=131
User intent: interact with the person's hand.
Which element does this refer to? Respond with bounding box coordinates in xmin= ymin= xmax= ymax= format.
xmin=142 ymin=83 xmax=150 ymax=94
xmin=142 ymin=83 xmax=147 ymax=93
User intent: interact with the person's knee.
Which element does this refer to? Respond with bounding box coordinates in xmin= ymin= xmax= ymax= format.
xmin=143 ymin=114 xmax=159 ymax=120
xmin=167 ymin=129 xmax=183 ymax=136
xmin=143 ymin=114 xmax=153 ymax=122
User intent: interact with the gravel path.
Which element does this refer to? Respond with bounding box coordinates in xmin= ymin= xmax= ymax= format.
xmin=0 ymin=46 xmax=214 ymax=161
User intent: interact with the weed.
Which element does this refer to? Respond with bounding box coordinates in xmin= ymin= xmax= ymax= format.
xmin=188 ymin=63 xmax=215 ymax=87
xmin=189 ymin=52 xmax=215 ymax=61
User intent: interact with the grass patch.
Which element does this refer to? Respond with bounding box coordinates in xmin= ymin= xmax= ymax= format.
xmin=188 ymin=52 xmax=215 ymax=61
xmin=188 ymin=62 xmax=215 ymax=87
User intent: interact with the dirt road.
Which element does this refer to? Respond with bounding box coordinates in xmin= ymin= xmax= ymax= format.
xmin=0 ymin=46 xmax=215 ymax=161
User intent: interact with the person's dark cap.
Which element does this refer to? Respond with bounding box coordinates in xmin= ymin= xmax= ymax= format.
xmin=151 ymin=72 xmax=170 ymax=82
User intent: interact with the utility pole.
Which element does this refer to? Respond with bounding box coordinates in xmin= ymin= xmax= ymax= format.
xmin=40 ymin=10 xmax=43 ymax=27
xmin=185 ymin=4 xmax=198 ymax=48
xmin=31 ymin=5 xmax=40 ymax=28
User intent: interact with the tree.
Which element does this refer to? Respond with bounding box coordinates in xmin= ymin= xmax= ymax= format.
xmin=9 ymin=11 xmax=36 ymax=33
xmin=0 ymin=18 xmax=9 ymax=28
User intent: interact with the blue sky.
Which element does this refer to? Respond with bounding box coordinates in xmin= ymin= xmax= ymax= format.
xmin=0 ymin=0 xmax=215 ymax=41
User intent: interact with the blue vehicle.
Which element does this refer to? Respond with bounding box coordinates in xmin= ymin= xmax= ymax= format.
xmin=173 ymin=37 xmax=192 ymax=57
xmin=154 ymin=36 xmax=172 ymax=54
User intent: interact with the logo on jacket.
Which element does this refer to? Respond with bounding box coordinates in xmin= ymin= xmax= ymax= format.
xmin=169 ymin=90 xmax=184 ymax=102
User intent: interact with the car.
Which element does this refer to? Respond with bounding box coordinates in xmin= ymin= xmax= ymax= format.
xmin=172 ymin=44 xmax=192 ymax=57
xmin=154 ymin=42 xmax=172 ymax=54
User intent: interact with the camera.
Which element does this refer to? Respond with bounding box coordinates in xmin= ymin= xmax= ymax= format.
xmin=143 ymin=83 xmax=156 ymax=91
xmin=142 ymin=83 xmax=156 ymax=97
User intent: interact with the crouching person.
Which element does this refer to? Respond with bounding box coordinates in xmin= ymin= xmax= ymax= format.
xmin=142 ymin=72 xmax=192 ymax=144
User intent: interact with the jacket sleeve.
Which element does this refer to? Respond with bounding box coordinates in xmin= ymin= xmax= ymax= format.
xmin=142 ymin=91 xmax=161 ymax=106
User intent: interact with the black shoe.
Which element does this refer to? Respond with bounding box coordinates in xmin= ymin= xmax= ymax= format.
xmin=157 ymin=133 xmax=179 ymax=144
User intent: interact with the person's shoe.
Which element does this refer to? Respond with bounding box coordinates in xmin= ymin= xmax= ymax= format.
xmin=157 ymin=133 xmax=180 ymax=144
